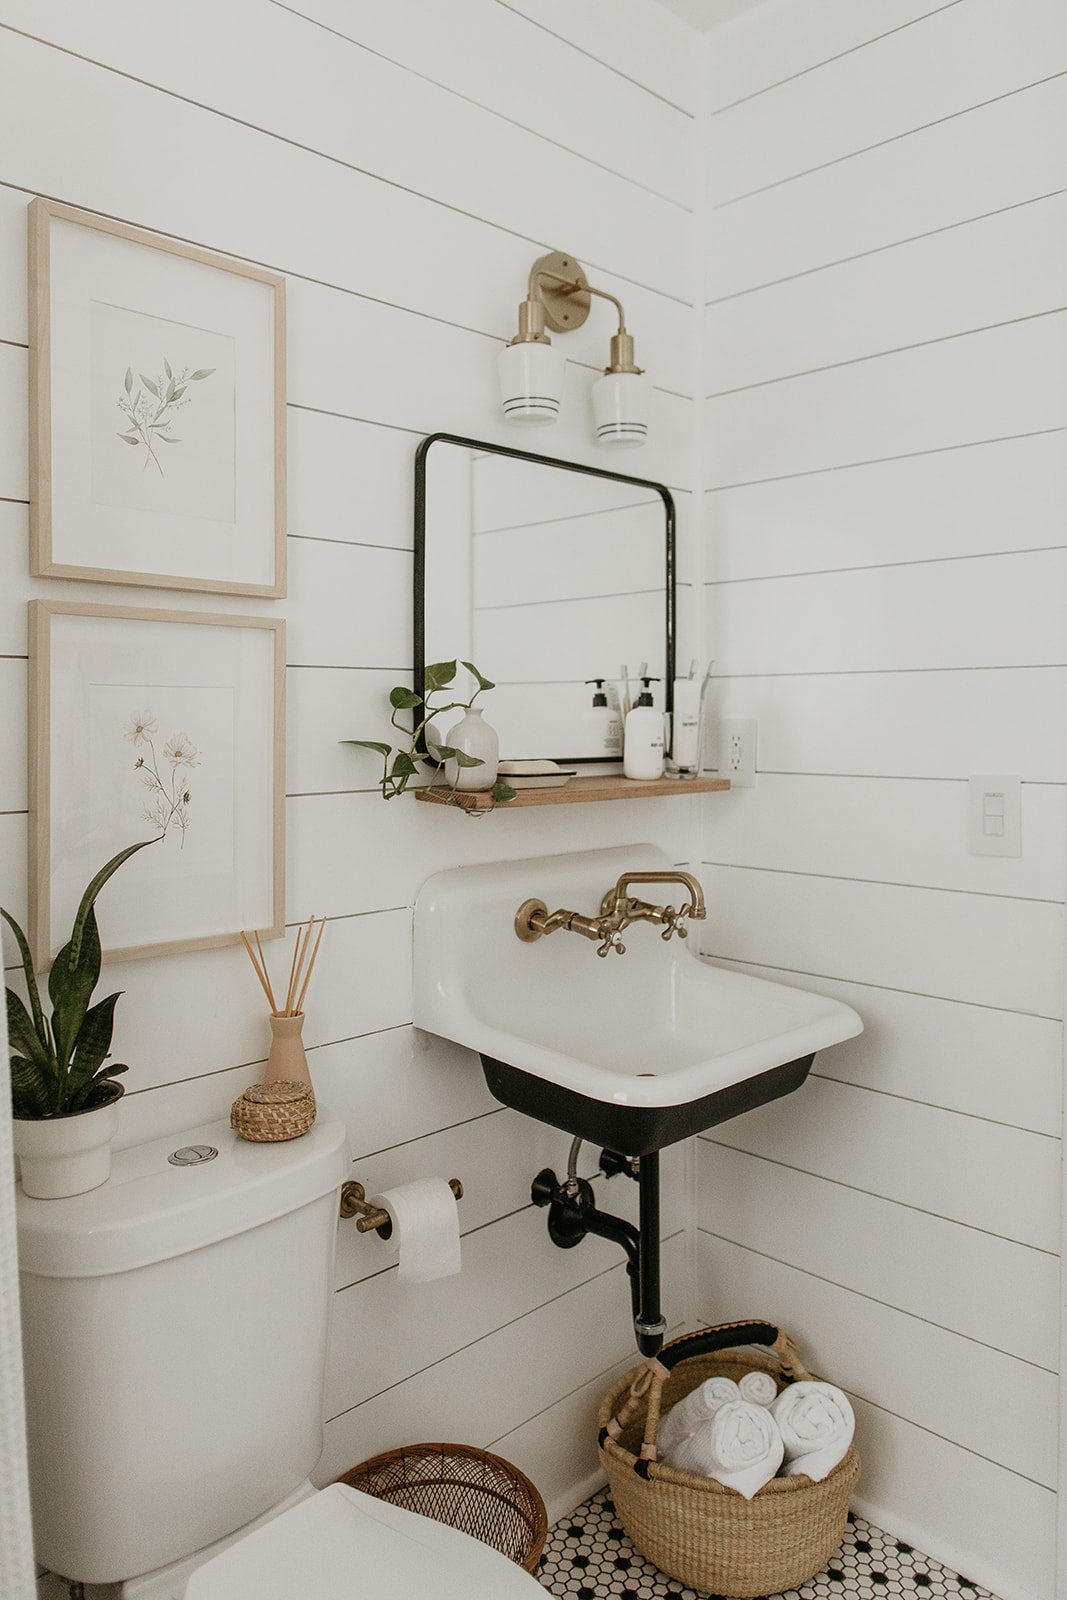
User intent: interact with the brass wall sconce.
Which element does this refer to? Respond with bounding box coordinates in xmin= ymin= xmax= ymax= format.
xmin=497 ymin=251 xmax=651 ymax=448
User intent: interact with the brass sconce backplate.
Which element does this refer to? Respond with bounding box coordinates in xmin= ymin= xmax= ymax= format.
xmin=532 ymin=251 xmax=591 ymax=333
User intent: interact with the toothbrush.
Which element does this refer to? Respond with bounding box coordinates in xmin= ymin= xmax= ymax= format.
xmin=620 ymin=663 xmax=631 ymax=718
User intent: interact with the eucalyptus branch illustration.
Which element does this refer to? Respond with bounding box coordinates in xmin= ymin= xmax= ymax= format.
xmin=115 ymin=359 xmax=216 ymax=477
xmin=124 ymin=711 xmax=202 ymax=847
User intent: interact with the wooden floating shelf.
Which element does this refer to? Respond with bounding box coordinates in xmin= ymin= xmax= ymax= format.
xmin=415 ymin=775 xmax=731 ymax=811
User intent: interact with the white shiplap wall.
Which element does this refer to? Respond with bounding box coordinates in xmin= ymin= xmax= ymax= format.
xmin=0 ymin=0 xmax=708 ymax=1564
xmin=697 ymin=4 xmax=1067 ymax=1599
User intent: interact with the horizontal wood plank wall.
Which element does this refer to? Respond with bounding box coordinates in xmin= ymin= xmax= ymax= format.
xmin=0 ymin=0 xmax=704 ymax=1545
xmin=699 ymin=3 xmax=1066 ymax=1598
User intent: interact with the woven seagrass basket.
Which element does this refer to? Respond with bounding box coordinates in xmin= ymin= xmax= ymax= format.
xmin=597 ymin=1320 xmax=860 ymax=1599
xmin=230 ymin=1080 xmax=316 ymax=1142
xmin=337 ymin=1443 xmax=548 ymax=1574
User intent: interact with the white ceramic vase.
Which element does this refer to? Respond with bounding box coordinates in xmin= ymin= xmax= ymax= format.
xmin=13 ymin=1083 xmax=124 ymax=1200
xmin=443 ymin=707 xmax=499 ymax=792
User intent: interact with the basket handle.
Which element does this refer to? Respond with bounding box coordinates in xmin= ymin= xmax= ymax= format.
xmin=599 ymin=1320 xmax=812 ymax=1467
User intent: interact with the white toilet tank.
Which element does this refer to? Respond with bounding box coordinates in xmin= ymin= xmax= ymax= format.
xmin=16 ymin=1112 xmax=348 ymax=1586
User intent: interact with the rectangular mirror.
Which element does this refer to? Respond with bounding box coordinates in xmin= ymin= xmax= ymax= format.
xmin=415 ymin=433 xmax=675 ymax=765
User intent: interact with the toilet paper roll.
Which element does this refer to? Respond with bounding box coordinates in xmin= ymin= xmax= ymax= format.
xmin=368 ymin=1178 xmax=462 ymax=1283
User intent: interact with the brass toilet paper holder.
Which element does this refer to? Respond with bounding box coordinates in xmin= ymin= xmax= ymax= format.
xmin=339 ymin=1178 xmax=464 ymax=1237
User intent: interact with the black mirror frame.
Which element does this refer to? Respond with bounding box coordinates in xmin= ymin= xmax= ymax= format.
xmin=413 ymin=432 xmax=676 ymax=763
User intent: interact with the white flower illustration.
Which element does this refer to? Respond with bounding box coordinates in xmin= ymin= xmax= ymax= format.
xmin=163 ymin=733 xmax=201 ymax=769
xmin=123 ymin=709 xmax=158 ymax=745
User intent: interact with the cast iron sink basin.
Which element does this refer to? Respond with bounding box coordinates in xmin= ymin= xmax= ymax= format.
xmin=413 ymin=844 xmax=862 ymax=1154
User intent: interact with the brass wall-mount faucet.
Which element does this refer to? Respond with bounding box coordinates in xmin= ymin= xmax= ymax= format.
xmin=515 ymin=869 xmax=706 ymax=958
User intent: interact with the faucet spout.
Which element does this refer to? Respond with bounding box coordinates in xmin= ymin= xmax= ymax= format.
xmin=602 ymin=869 xmax=706 ymax=927
xmin=514 ymin=869 xmax=706 ymax=958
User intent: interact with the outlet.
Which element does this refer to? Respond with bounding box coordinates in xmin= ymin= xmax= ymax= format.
xmin=718 ymin=719 xmax=757 ymax=787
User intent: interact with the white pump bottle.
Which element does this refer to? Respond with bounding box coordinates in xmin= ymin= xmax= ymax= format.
xmin=623 ymin=676 xmax=665 ymax=779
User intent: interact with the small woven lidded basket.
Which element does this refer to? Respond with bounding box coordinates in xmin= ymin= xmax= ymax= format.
xmin=230 ymin=1080 xmax=316 ymax=1142
xmin=598 ymin=1320 xmax=860 ymax=1599
xmin=337 ymin=1443 xmax=548 ymax=1575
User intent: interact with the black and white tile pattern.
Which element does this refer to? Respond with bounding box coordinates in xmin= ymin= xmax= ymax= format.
xmin=537 ymin=1489 xmax=998 ymax=1600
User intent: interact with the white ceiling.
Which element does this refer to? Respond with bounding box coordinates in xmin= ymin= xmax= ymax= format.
xmin=649 ymin=0 xmax=774 ymax=29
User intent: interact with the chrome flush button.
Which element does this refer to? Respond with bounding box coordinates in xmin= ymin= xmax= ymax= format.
xmin=168 ymin=1145 xmax=219 ymax=1166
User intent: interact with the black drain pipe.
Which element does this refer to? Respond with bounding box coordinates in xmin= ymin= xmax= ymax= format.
xmin=531 ymin=1148 xmax=667 ymax=1356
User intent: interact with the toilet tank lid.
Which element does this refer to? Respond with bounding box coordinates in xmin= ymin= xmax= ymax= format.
xmin=16 ymin=1112 xmax=348 ymax=1278
xmin=184 ymin=1483 xmax=547 ymax=1600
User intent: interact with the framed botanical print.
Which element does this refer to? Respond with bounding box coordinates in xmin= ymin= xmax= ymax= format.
xmin=28 ymin=197 xmax=286 ymax=597
xmin=29 ymin=600 xmax=286 ymax=966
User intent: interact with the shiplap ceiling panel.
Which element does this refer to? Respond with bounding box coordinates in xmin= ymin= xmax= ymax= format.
xmin=651 ymin=0 xmax=774 ymax=28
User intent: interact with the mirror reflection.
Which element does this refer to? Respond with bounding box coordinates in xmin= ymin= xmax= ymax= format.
xmin=415 ymin=434 xmax=674 ymax=765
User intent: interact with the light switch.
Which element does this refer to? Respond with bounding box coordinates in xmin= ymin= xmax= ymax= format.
xmin=968 ymin=775 xmax=1021 ymax=857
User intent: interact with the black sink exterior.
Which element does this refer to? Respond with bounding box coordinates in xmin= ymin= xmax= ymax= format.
xmin=478 ymin=1052 xmax=816 ymax=1155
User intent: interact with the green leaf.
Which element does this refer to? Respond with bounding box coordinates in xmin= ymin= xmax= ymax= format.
xmin=141 ymin=375 xmax=159 ymax=398
xmin=451 ymin=750 xmax=484 ymax=768
xmin=342 ymin=739 xmax=392 ymax=758
xmin=171 ymin=385 xmax=186 ymax=401
xmin=1 ymin=907 xmax=46 ymax=1043
xmin=124 ymin=367 xmax=133 ymax=395
xmin=48 ymin=908 xmax=102 ymax=1074
xmin=388 ymin=686 xmax=421 ymax=711
xmin=46 ymin=840 xmax=157 ymax=1072
xmin=156 ymin=434 xmax=181 ymax=444
xmin=164 ymin=358 xmax=173 ymax=379
xmin=389 ymin=751 xmax=418 ymax=780
xmin=189 ymin=368 xmax=216 ymax=381
xmin=165 ymin=379 xmax=176 ymax=402
xmin=461 ymin=661 xmax=495 ymax=693
xmin=67 ymin=839 xmax=157 ymax=971
xmin=10 ymin=1056 xmax=51 ymax=1118
xmin=68 ymin=991 xmax=122 ymax=1084
xmin=424 ymin=659 xmax=457 ymax=693
xmin=117 ymin=432 xmax=140 ymax=445
xmin=6 ymin=987 xmax=52 ymax=1070
xmin=491 ymin=780 xmax=517 ymax=804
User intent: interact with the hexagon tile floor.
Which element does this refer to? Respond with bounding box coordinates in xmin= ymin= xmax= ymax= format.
xmin=537 ymin=1488 xmax=999 ymax=1600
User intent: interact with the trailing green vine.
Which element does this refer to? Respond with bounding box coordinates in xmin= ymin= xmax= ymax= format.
xmin=343 ymin=659 xmax=516 ymax=811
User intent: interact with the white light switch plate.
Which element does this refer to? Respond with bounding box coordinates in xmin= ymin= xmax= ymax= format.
xmin=968 ymin=775 xmax=1021 ymax=857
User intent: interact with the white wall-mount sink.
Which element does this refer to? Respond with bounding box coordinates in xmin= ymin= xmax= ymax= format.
xmin=413 ymin=845 xmax=862 ymax=1153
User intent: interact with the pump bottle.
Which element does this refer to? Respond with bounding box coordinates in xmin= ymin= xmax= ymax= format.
xmin=623 ymin=676 xmax=665 ymax=780
xmin=584 ymin=679 xmax=623 ymax=759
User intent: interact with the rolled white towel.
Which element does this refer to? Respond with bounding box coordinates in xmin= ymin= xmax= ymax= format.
xmin=772 ymin=1381 xmax=855 ymax=1482
xmin=738 ymin=1368 xmax=778 ymax=1407
xmin=666 ymin=1400 xmax=784 ymax=1498
xmin=656 ymin=1376 xmax=740 ymax=1457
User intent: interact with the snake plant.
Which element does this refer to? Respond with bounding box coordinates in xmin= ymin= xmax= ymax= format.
xmin=3 ymin=839 xmax=156 ymax=1118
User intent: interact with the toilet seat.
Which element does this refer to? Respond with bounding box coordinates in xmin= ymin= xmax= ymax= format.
xmin=183 ymin=1481 xmax=547 ymax=1598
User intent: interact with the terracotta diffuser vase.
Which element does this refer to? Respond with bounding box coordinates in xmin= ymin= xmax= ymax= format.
xmin=264 ymin=1012 xmax=311 ymax=1090
xmin=241 ymin=918 xmax=325 ymax=1099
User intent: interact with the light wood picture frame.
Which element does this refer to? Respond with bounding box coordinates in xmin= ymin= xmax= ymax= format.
xmin=29 ymin=197 xmax=287 ymax=597
xmin=29 ymin=600 xmax=286 ymax=967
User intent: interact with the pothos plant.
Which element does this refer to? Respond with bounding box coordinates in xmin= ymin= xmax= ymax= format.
xmin=3 ymin=839 xmax=156 ymax=1119
xmin=344 ymin=659 xmax=516 ymax=810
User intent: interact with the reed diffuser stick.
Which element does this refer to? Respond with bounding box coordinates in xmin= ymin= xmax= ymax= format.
xmin=283 ymin=919 xmax=308 ymax=1017
xmin=241 ymin=932 xmax=276 ymax=1010
xmin=242 ymin=917 xmax=325 ymax=1016
xmin=253 ymin=931 xmax=279 ymax=1013
xmin=294 ymin=918 xmax=326 ymax=1017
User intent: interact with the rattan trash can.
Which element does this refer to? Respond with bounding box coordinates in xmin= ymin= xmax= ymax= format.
xmin=597 ymin=1320 xmax=860 ymax=1599
xmin=336 ymin=1442 xmax=548 ymax=1574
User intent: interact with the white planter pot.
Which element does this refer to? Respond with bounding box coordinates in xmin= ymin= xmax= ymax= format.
xmin=443 ymin=707 xmax=499 ymax=792
xmin=13 ymin=1085 xmax=124 ymax=1199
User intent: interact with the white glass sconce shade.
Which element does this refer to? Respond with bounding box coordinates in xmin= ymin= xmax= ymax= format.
xmin=498 ymin=340 xmax=565 ymax=427
xmin=591 ymin=369 xmax=651 ymax=447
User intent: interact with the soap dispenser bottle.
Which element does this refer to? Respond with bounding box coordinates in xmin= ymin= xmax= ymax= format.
xmin=584 ymin=679 xmax=623 ymax=758
xmin=623 ymin=676 xmax=665 ymax=779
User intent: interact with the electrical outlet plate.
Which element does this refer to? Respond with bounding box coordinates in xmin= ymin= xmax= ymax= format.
xmin=719 ymin=719 xmax=757 ymax=787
